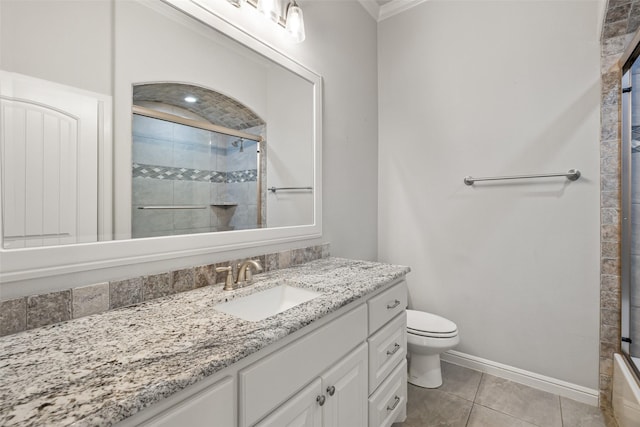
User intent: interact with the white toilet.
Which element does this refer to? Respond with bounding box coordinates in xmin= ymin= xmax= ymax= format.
xmin=406 ymin=309 xmax=460 ymax=388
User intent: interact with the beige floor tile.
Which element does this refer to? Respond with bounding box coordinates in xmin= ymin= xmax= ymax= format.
xmin=467 ymin=404 xmax=538 ymax=427
xmin=437 ymin=362 xmax=483 ymax=401
xmin=560 ymin=397 xmax=607 ymax=427
xmin=396 ymin=384 xmax=472 ymax=427
xmin=474 ymin=374 xmax=562 ymax=427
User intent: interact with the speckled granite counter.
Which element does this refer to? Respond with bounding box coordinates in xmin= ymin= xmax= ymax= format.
xmin=0 ymin=257 xmax=410 ymax=426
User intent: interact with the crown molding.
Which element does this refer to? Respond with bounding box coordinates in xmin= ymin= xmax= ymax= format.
xmin=357 ymin=0 xmax=428 ymax=22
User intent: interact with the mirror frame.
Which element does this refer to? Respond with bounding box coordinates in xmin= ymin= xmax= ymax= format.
xmin=0 ymin=0 xmax=322 ymax=285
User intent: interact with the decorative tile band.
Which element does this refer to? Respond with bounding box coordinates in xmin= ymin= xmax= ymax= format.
xmin=132 ymin=163 xmax=257 ymax=183
xmin=0 ymin=243 xmax=330 ymax=338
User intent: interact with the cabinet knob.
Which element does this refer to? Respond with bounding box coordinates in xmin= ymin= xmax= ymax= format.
xmin=316 ymin=395 xmax=326 ymax=406
xmin=326 ymin=385 xmax=335 ymax=396
xmin=387 ymin=395 xmax=401 ymax=411
xmin=386 ymin=299 xmax=401 ymax=309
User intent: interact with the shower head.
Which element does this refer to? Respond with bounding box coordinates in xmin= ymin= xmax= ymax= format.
xmin=232 ymin=138 xmax=244 ymax=152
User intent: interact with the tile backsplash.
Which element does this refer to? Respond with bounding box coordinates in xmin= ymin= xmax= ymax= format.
xmin=0 ymin=243 xmax=329 ymax=337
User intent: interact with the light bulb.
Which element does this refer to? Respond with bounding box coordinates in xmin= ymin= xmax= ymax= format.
xmin=286 ymin=2 xmax=305 ymax=43
xmin=258 ymin=0 xmax=278 ymax=22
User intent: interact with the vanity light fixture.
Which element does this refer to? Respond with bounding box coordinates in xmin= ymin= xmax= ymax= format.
xmin=257 ymin=0 xmax=279 ymax=22
xmin=184 ymin=96 xmax=197 ymax=103
xmin=285 ymin=0 xmax=305 ymax=43
xmin=227 ymin=0 xmax=306 ymax=43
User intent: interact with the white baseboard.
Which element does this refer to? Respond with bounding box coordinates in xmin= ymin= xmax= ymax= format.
xmin=441 ymin=350 xmax=599 ymax=406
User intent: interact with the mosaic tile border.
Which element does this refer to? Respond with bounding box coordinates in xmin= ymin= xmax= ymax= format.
xmin=0 ymin=243 xmax=330 ymax=338
xmin=132 ymin=163 xmax=258 ymax=183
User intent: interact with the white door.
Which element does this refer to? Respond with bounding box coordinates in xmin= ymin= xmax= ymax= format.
xmin=321 ymin=343 xmax=368 ymax=427
xmin=256 ymin=379 xmax=323 ymax=427
xmin=0 ymin=71 xmax=102 ymax=248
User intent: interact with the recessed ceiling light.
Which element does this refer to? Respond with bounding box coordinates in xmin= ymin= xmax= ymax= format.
xmin=184 ymin=96 xmax=197 ymax=103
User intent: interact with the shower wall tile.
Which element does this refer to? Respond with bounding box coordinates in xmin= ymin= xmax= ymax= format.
xmin=174 ymin=181 xmax=210 ymax=205
xmin=602 ymin=258 xmax=621 ymax=276
xmin=26 ymin=290 xmax=72 ymax=329
xmin=601 ymin=224 xmax=620 ymax=242
xmin=0 ymin=298 xmax=26 ymax=336
xmin=132 ymin=177 xmax=174 ymax=205
xmin=602 ymin=191 xmax=620 ymax=208
xmin=133 ymin=136 xmax=174 ymax=167
xmin=602 ymin=241 xmax=620 ymax=259
xmin=143 ymin=273 xmax=173 ymax=301
xmin=132 ymin=209 xmax=174 ymax=238
xmin=110 ymin=278 xmax=143 ymax=309
xmin=133 ymin=114 xmax=173 ymax=141
xmin=72 ymin=283 xmax=109 ymax=319
xmin=601 ymin=208 xmax=619 ymax=225
xmin=174 ymin=140 xmax=211 ymax=171
xmin=174 ymin=209 xmax=210 ymax=231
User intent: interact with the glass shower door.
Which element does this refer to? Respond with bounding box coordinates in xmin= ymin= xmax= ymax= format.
xmin=622 ymin=58 xmax=640 ymax=374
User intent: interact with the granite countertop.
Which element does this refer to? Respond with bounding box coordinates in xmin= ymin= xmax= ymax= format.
xmin=0 ymin=257 xmax=410 ymax=427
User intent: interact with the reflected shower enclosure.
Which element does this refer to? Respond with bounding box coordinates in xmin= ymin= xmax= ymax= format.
xmin=130 ymin=84 xmax=265 ymax=239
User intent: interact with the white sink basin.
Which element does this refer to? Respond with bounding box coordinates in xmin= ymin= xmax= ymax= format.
xmin=214 ymin=285 xmax=321 ymax=322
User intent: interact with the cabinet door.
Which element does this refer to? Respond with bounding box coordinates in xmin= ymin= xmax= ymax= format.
xmin=256 ymin=379 xmax=323 ymax=427
xmin=322 ymin=343 xmax=368 ymax=427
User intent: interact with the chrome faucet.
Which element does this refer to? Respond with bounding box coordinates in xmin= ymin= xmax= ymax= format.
xmin=236 ymin=259 xmax=263 ymax=284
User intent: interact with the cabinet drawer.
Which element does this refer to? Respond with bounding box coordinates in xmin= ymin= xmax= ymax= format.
xmin=368 ymin=359 xmax=407 ymax=427
xmin=367 ymin=281 xmax=407 ymax=335
xmin=368 ymin=312 xmax=407 ymax=394
xmin=140 ymin=376 xmax=234 ymax=427
xmin=240 ymin=304 xmax=367 ymax=427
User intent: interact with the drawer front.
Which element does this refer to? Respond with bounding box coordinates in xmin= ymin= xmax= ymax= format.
xmin=239 ymin=304 xmax=367 ymax=427
xmin=368 ymin=359 xmax=407 ymax=427
xmin=368 ymin=312 xmax=407 ymax=394
xmin=141 ymin=376 xmax=234 ymax=427
xmin=367 ymin=281 xmax=407 ymax=335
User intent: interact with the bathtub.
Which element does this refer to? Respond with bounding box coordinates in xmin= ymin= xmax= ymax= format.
xmin=613 ymin=354 xmax=640 ymax=427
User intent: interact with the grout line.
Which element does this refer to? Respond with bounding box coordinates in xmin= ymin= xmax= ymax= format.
xmin=559 ymin=394 xmax=564 ymax=427
xmin=472 ymin=372 xmax=484 ymax=403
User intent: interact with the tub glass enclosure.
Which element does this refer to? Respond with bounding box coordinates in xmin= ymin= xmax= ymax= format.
xmin=622 ymin=55 xmax=640 ymax=374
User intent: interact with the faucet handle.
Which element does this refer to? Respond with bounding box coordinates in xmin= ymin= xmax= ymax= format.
xmin=215 ymin=266 xmax=235 ymax=291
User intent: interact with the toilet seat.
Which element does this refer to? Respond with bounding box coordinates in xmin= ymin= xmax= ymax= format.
xmin=407 ymin=309 xmax=458 ymax=338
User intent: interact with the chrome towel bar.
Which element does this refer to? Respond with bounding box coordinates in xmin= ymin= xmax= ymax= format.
xmin=268 ymin=186 xmax=313 ymax=193
xmin=463 ymin=169 xmax=581 ymax=186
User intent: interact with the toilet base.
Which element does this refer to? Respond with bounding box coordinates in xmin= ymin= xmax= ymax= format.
xmin=408 ymin=353 xmax=443 ymax=388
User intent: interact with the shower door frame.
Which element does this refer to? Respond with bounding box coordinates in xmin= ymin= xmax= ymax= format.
xmin=621 ymin=40 xmax=640 ymax=376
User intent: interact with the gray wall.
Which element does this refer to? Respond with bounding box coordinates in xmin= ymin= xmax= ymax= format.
xmin=378 ymin=0 xmax=601 ymax=389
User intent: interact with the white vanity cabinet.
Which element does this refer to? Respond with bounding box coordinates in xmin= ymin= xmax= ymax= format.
xmin=117 ymin=278 xmax=408 ymax=427
xmin=255 ymin=344 xmax=368 ymax=427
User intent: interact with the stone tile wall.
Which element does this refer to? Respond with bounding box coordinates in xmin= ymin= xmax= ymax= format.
xmin=0 ymin=243 xmax=329 ymax=338
xmin=599 ymin=0 xmax=640 ymax=409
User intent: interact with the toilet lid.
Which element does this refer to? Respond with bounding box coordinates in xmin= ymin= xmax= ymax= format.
xmin=407 ymin=310 xmax=458 ymax=337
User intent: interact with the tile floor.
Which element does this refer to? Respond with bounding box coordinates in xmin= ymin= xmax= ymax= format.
xmin=394 ymin=362 xmax=618 ymax=427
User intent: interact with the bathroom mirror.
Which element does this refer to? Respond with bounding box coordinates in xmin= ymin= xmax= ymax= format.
xmin=0 ymin=0 xmax=321 ymax=284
